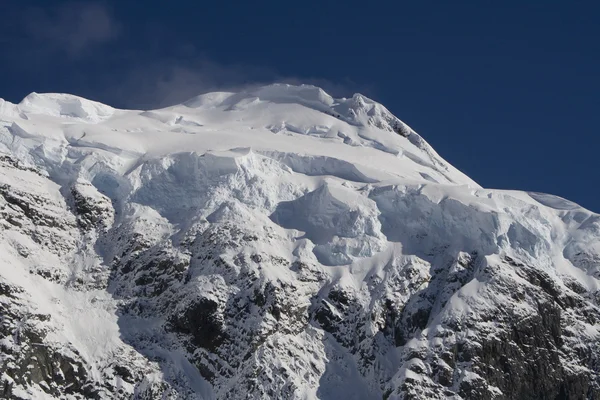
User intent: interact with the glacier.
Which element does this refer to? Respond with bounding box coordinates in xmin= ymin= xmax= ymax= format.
xmin=0 ymin=84 xmax=598 ymax=399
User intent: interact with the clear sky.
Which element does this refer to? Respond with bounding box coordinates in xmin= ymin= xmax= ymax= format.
xmin=2 ymin=1 xmax=598 ymax=211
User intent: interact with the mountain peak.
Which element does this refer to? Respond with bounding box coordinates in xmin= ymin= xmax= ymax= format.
xmin=2 ymin=83 xmax=475 ymax=188
xmin=18 ymin=92 xmax=115 ymax=122
xmin=1 ymin=83 xmax=597 ymax=399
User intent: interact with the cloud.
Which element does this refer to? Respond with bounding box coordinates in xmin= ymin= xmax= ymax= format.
xmin=103 ymin=56 xmax=274 ymax=109
xmin=102 ymin=53 xmax=373 ymax=109
xmin=1 ymin=2 xmax=369 ymax=109
xmin=24 ymin=1 xmax=120 ymax=57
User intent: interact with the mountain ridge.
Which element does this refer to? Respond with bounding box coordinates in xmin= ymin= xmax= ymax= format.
xmin=0 ymin=84 xmax=598 ymax=399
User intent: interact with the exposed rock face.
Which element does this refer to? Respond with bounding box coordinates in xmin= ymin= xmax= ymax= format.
xmin=0 ymin=85 xmax=599 ymax=399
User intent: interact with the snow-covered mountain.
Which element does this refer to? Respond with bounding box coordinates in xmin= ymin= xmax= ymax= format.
xmin=0 ymin=84 xmax=598 ymax=399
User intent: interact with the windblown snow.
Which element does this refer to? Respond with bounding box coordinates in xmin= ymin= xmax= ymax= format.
xmin=0 ymin=84 xmax=598 ymax=399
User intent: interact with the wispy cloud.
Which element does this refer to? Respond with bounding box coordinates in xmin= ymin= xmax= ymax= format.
xmin=104 ymin=56 xmax=275 ymax=109
xmin=103 ymin=53 xmax=373 ymax=109
xmin=23 ymin=1 xmax=120 ymax=57
xmin=1 ymin=1 xmax=369 ymax=109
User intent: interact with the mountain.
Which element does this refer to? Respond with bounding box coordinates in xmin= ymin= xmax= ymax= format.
xmin=0 ymin=84 xmax=598 ymax=399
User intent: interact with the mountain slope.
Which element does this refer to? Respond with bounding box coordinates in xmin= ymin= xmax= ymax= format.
xmin=0 ymin=84 xmax=598 ymax=399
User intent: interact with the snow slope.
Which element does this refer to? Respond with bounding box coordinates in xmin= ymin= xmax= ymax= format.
xmin=0 ymin=84 xmax=599 ymax=399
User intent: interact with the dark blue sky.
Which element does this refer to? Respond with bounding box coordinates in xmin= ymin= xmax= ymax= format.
xmin=2 ymin=1 xmax=599 ymax=211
